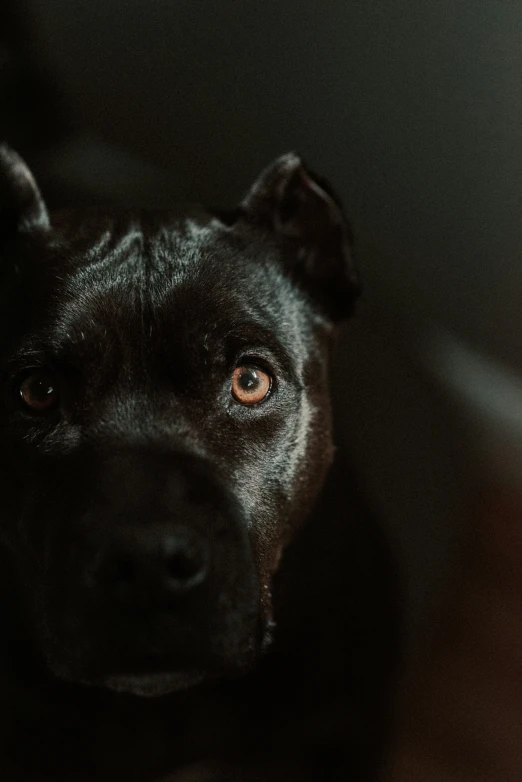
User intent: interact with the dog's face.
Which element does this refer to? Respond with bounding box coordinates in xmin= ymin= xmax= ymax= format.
xmin=0 ymin=147 xmax=358 ymax=696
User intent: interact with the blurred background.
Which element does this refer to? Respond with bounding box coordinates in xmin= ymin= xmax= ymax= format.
xmin=1 ymin=0 xmax=521 ymax=643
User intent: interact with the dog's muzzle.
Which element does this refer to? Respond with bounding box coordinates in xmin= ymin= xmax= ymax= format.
xmin=29 ymin=447 xmax=262 ymax=694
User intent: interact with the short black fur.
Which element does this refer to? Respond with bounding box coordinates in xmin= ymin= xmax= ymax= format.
xmin=0 ymin=146 xmax=396 ymax=781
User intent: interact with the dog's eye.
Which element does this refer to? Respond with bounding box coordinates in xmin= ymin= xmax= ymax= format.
xmin=231 ymin=365 xmax=272 ymax=405
xmin=19 ymin=372 xmax=59 ymax=412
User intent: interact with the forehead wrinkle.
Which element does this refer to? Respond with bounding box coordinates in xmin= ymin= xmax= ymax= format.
xmin=44 ymin=227 xmax=200 ymax=371
xmin=30 ymin=214 xmax=319 ymax=386
xmin=54 ymin=214 xmax=145 ymax=269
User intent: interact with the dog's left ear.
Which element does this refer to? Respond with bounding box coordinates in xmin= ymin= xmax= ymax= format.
xmin=0 ymin=145 xmax=50 ymax=236
xmin=239 ymin=153 xmax=360 ymax=321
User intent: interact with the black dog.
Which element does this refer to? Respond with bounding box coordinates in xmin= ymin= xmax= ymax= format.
xmin=0 ymin=146 xmax=396 ymax=781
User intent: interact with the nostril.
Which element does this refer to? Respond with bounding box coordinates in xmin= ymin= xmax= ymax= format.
xmin=166 ymin=551 xmax=201 ymax=581
xmin=163 ymin=536 xmax=209 ymax=590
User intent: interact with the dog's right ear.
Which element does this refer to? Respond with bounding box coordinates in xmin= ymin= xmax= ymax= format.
xmin=0 ymin=145 xmax=50 ymax=236
xmin=224 ymin=153 xmax=360 ymax=322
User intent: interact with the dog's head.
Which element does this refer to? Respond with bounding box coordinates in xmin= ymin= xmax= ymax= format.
xmin=0 ymin=146 xmax=359 ymax=696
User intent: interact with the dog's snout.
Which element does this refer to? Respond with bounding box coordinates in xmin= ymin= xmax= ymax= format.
xmin=48 ymin=446 xmax=260 ymax=683
xmin=96 ymin=526 xmax=210 ymax=600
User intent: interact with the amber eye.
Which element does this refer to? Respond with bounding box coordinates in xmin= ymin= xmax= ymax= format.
xmin=19 ymin=372 xmax=59 ymax=412
xmin=231 ymin=365 xmax=272 ymax=405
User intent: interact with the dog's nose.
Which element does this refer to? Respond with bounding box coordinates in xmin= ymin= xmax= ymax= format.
xmin=95 ymin=527 xmax=210 ymax=600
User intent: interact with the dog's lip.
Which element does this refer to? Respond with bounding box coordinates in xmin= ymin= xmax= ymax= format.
xmin=86 ymin=639 xmax=260 ymax=693
xmin=96 ymin=668 xmax=206 ymax=696
xmin=82 ymin=651 xmax=206 ymax=693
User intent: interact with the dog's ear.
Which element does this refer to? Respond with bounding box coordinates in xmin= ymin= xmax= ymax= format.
xmin=238 ymin=153 xmax=360 ymax=321
xmin=0 ymin=145 xmax=50 ymax=236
